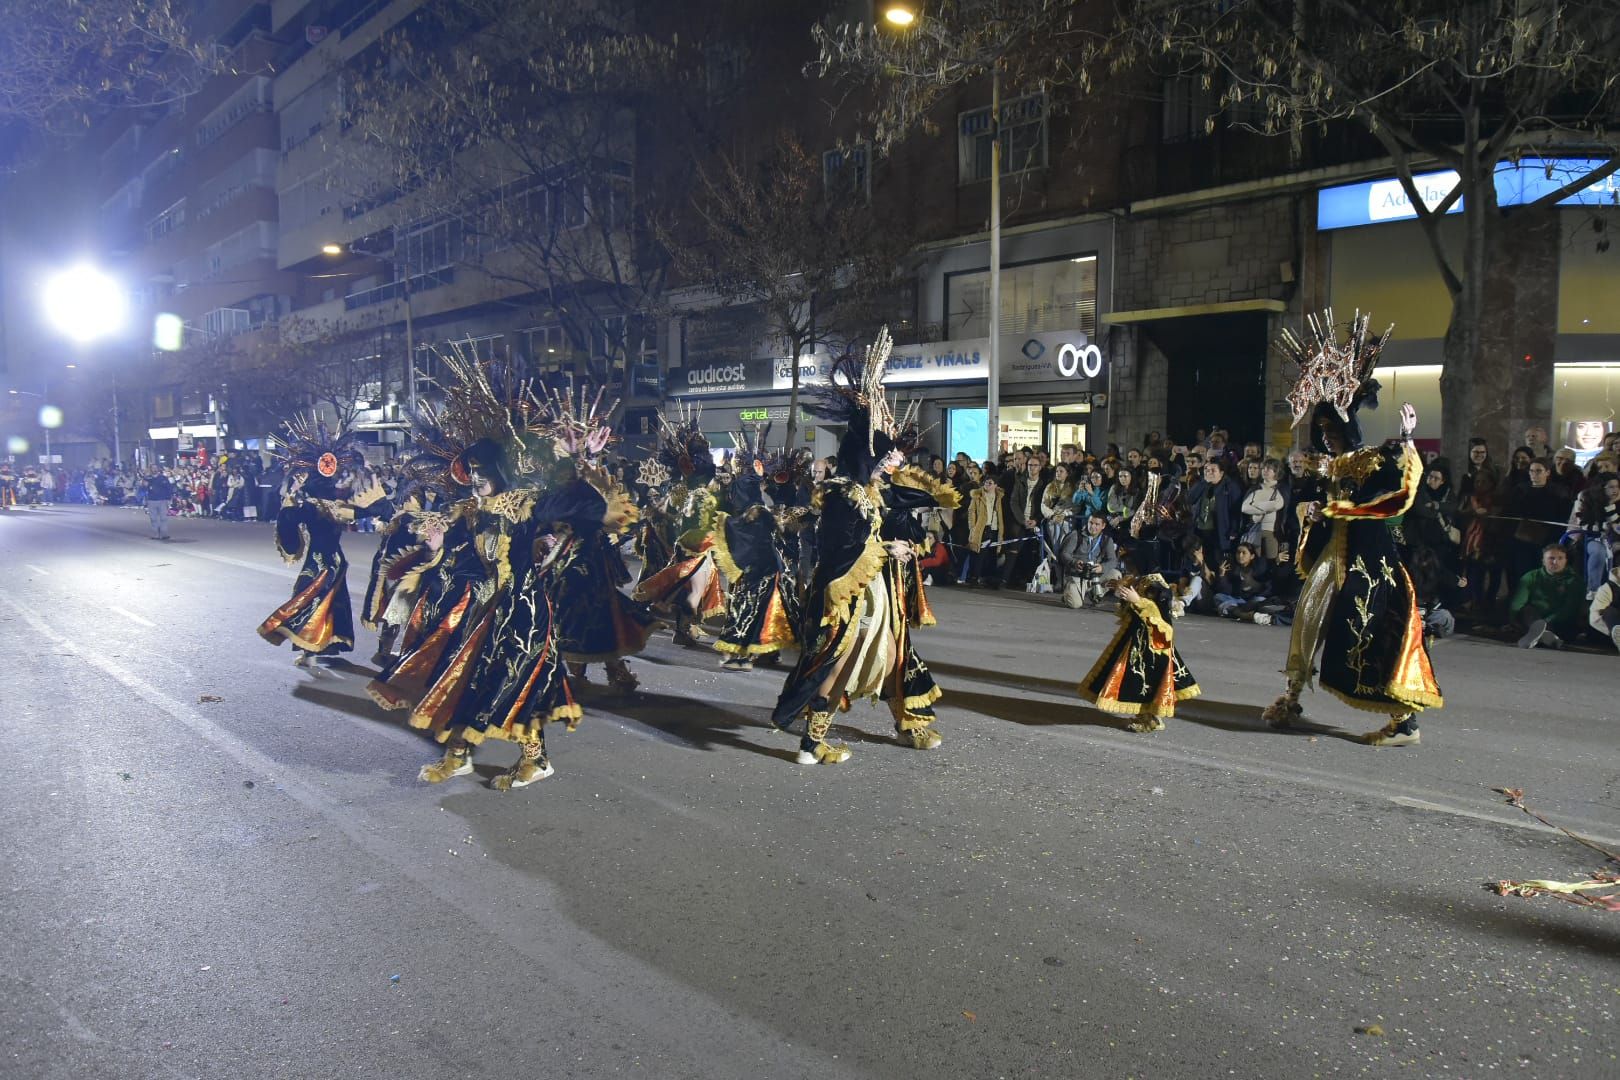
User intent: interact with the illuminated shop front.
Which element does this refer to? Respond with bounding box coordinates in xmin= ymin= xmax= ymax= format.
xmin=1319 ymin=159 xmax=1620 ymax=451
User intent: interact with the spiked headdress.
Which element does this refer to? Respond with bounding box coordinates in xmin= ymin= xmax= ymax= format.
xmin=655 ymin=401 xmax=715 ymax=482
xmin=533 ymin=379 xmax=618 ymax=463
xmin=1276 ymin=309 xmax=1390 ymax=452
xmin=271 ymin=413 xmax=360 ymax=499
xmin=405 ymin=341 xmax=546 ymax=493
xmin=809 ymin=326 xmax=928 ymax=479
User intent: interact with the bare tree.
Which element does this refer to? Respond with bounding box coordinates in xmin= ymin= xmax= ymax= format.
xmin=658 ymin=136 xmax=913 ymax=449
xmin=0 ymin=0 xmax=213 ymax=159
xmin=330 ymin=0 xmax=679 ymax=395
xmin=814 ymin=0 xmax=1620 ymax=456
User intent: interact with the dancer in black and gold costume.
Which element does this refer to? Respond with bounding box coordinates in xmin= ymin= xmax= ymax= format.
xmin=256 ymin=417 xmax=367 ymax=666
xmin=712 ymin=426 xmax=797 ymax=671
xmin=633 ymin=407 xmax=725 ymax=646
xmin=366 ymin=351 xmax=613 ymax=790
xmin=0 ymin=462 xmax=16 ymax=509
xmin=540 ymin=387 xmax=659 ymax=693
xmin=1262 ymin=311 xmax=1443 ymax=747
xmin=770 ymin=327 xmax=960 ymax=765
xmin=1078 ymin=575 xmax=1200 ymax=731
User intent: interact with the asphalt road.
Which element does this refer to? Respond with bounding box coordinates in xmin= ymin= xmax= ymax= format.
xmin=1 ymin=505 xmax=1617 ymax=1080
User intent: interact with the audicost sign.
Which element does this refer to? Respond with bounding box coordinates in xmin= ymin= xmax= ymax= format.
xmin=676 ymin=331 xmax=1105 ymax=397
xmin=677 ymin=358 xmax=766 ymax=395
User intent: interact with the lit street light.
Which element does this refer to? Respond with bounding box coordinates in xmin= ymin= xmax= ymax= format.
xmin=40 ymin=263 xmax=129 ymax=466
xmin=883 ymin=5 xmax=917 ymax=27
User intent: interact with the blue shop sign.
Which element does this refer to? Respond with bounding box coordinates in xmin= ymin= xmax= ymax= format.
xmin=1316 ymin=157 xmax=1618 ymax=231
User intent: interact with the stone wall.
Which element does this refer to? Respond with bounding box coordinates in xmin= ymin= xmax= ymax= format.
xmin=1105 ymin=194 xmax=1307 ymax=453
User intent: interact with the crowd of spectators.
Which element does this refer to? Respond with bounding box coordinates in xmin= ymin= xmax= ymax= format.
xmin=901 ymin=421 xmax=1620 ymax=656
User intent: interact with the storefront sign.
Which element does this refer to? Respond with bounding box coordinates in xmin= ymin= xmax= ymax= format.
xmin=1317 ymin=157 xmax=1618 ymax=231
xmin=680 ymin=358 xmax=756 ymax=394
xmin=738 ymin=406 xmax=811 ymax=423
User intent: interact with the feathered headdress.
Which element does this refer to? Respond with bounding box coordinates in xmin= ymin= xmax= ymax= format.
xmin=533 ymin=379 xmax=618 ymax=462
xmin=655 ymin=401 xmax=714 ymax=481
xmin=810 ymin=326 xmax=932 ymax=478
xmin=271 ymin=413 xmax=360 ymax=498
xmin=407 ymin=341 xmax=546 ymax=490
xmin=1277 ymin=309 xmax=1391 ymax=451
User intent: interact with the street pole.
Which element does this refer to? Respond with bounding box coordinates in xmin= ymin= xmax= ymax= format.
xmin=987 ymin=65 xmax=1002 ymax=464
xmin=111 ymin=372 xmax=121 ymax=470
xmin=42 ymin=378 xmax=51 ymax=467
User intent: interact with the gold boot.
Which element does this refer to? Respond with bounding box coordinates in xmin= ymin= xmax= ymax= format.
xmin=895 ymin=715 xmax=942 ymax=749
xmin=1364 ymin=713 xmax=1421 ymax=747
xmin=796 ymin=711 xmax=851 ymax=765
xmin=1262 ymin=685 xmax=1304 ymax=729
xmin=1127 ymin=716 xmax=1167 ymax=733
xmin=492 ymin=742 xmax=554 ymax=790
xmin=418 ymin=744 xmax=472 ymax=783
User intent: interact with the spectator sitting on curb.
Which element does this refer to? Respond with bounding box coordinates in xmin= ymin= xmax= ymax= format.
xmin=1512 ymin=543 xmax=1587 ymax=649
xmin=1212 ymin=541 xmax=1274 ymax=622
xmin=1590 ymin=542 xmax=1620 ymax=653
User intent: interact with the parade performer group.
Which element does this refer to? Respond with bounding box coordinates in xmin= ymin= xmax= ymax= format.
xmin=252 ymin=313 xmax=1441 ymax=794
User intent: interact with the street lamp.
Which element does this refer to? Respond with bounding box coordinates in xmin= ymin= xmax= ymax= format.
xmin=8 ymin=386 xmax=60 ymax=467
xmin=880 ymin=5 xmax=1000 ymax=463
xmin=324 ymin=238 xmax=417 ymax=416
xmin=40 ymin=263 xmax=129 ymax=467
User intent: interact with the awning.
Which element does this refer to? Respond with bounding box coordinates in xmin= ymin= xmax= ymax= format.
xmin=1101 ymin=298 xmax=1285 ymax=326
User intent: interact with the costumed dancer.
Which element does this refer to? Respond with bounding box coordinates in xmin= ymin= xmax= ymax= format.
xmin=633 ymin=404 xmax=725 ymax=646
xmin=0 ymin=462 xmax=16 ymax=509
xmin=540 ymin=383 xmax=658 ymax=692
xmin=1078 ymin=575 xmax=1201 ymax=731
xmin=770 ymin=327 xmax=959 ymax=765
xmin=360 ymin=475 xmax=432 ymax=665
xmin=1261 ymin=310 xmax=1442 ymax=747
xmin=881 ymin=454 xmax=956 ymax=633
xmin=367 ymin=349 xmax=596 ymax=791
xmin=631 ymin=457 xmax=676 ymax=591
xmin=256 ymin=417 xmax=366 ymax=667
xmin=711 ymin=425 xmax=798 ymax=672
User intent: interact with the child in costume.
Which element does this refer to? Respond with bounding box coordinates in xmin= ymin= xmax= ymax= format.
xmin=1077 ymin=574 xmax=1201 ymax=732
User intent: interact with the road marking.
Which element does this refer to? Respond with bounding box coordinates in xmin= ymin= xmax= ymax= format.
xmin=11 ymin=510 xmax=292 ymax=578
xmin=24 ymin=564 xmax=50 ymax=575
xmin=0 ymin=587 xmax=861 ymax=1080
xmin=109 ymin=605 xmax=156 ymax=628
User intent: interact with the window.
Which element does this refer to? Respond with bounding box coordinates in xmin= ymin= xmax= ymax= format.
xmin=822 ymin=144 xmax=871 ymax=204
xmin=1162 ymin=75 xmax=1264 ymax=142
xmin=146 ymin=199 xmax=187 ymax=242
xmin=520 ymin=325 xmax=569 ymax=371
xmin=205 ymin=222 xmax=276 ymax=277
xmin=195 ymin=76 xmax=272 ymax=149
xmin=398 ymin=218 xmax=463 ymax=275
xmin=945 ymin=254 xmax=1098 ymax=338
xmin=704 ymin=43 xmax=747 ymax=104
xmin=958 ymin=94 xmax=1047 ymax=184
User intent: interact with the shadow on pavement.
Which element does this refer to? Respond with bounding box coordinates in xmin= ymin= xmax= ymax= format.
xmin=603 ymin=689 xmax=798 ymax=762
xmin=928 ymin=659 xmax=1079 ymax=697
xmin=1331 ymin=875 xmax=1620 ymax=957
xmin=943 ymin=686 xmax=1128 ymax=730
xmin=1173 ymin=698 xmax=1364 ymax=743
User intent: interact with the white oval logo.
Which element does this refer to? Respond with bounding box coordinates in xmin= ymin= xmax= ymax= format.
xmin=1057 ymin=342 xmax=1103 ymax=379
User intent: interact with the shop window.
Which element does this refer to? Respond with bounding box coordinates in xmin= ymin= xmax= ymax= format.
xmin=946 ymin=254 xmax=1098 ymax=339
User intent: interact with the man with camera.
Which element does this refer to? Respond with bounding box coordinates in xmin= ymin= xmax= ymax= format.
xmin=1059 ymin=511 xmax=1121 ymax=609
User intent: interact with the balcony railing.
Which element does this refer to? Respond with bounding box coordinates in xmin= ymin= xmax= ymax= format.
xmin=343 ymin=267 xmax=455 ymax=311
